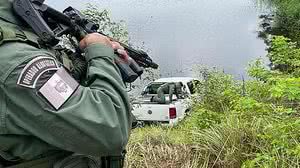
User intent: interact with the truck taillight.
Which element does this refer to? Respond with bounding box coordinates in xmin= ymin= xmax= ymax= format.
xmin=169 ymin=107 xmax=177 ymax=119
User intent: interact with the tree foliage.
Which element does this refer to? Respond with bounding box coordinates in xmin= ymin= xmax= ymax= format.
xmin=268 ymin=36 xmax=300 ymax=75
xmin=82 ymin=4 xmax=129 ymax=43
xmin=258 ymin=0 xmax=300 ymax=45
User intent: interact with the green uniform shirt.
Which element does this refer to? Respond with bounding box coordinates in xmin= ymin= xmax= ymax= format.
xmin=0 ymin=20 xmax=132 ymax=162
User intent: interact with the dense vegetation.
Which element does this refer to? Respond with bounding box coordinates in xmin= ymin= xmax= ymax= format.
xmin=125 ymin=36 xmax=300 ymax=168
xmin=125 ymin=1 xmax=300 ymax=167
xmin=82 ymin=2 xmax=300 ymax=167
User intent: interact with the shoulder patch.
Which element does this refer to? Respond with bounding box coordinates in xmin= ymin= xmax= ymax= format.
xmin=39 ymin=67 xmax=79 ymax=110
xmin=17 ymin=56 xmax=59 ymax=88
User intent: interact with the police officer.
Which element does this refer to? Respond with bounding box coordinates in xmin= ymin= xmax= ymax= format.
xmin=152 ymin=82 xmax=183 ymax=104
xmin=0 ymin=0 xmax=132 ymax=167
xmin=174 ymin=82 xmax=184 ymax=98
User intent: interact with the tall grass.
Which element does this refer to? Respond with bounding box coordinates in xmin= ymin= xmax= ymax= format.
xmin=125 ymin=117 xmax=256 ymax=168
xmin=125 ymin=114 xmax=300 ymax=167
xmin=125 ymin=126 xmax=205 ymax=168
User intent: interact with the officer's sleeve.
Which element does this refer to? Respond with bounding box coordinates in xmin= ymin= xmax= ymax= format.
xmin=4 ymin=43 xmax=132 ymax=156
xmin=169 ymin=84 xmax=175 ymax=102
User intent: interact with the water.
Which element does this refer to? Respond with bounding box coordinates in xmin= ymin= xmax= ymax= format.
xmin=46 ymin=0 xmax=266 ymax=79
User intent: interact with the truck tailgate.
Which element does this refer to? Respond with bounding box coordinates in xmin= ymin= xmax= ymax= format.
xmin=132 ymin=104 xmax=171 ymax=122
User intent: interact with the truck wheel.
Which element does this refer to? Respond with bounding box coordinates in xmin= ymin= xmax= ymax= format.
xmin=136 ymin=121 xmax=145 ymax=128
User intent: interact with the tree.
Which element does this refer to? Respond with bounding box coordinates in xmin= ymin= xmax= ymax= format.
xmin=81 ymin=4 xmax=129 ymax=43
xmin=258 ymin=0 xmax=300 ymax=46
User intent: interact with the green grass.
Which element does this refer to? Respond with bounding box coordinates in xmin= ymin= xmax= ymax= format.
xmin=124 ymin=114 xmax=256 ymax=167
xmin=125 ymin=125 xmax=204 ymax=168
xmin=125 ymin=113 xmax=300 ymax=168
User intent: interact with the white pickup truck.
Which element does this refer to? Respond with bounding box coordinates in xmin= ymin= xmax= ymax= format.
xmin=132 ymin=77 xmax=198 ymax=126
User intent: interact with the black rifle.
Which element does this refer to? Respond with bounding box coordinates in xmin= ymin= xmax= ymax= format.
xmin=13 ymin=0 xmax=158 ymax=83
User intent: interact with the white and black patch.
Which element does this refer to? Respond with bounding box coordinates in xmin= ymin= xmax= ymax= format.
xmin=17 ymin=56 xmax=59 ymax=88
xmin=39 ymin=67 xmax=79 ymax=110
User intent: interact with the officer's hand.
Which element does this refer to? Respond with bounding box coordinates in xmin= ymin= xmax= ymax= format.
xmin=111 ymin=41 xmax=129 ymax=61
xmin=79 ymin=33 xmax=112 ymax=49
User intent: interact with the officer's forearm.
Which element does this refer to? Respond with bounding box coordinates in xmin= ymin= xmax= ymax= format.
xmin=81 ymin=43 xmax=131 ymax=153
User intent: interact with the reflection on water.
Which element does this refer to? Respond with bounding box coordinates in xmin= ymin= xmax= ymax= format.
xmin=47 ymin=0 xmax=266 ymax=79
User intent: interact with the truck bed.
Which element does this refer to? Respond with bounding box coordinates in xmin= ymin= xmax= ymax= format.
xmin=132 ymin=96 xmax=186 ymax=125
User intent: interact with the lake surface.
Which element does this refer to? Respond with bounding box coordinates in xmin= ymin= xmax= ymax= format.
xmin=46 ymin=0 xmax=266 ymax=79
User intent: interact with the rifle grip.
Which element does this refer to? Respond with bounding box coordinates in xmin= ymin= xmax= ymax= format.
xmin=128 ymin=57 xmax=144 ymax=76
xmin=115 ymin=57 xmax=139 ymax=83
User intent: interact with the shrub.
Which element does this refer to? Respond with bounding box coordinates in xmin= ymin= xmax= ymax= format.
xmin=193 ymin=68 xmax=241 ymax=113
xmin=182 ymin=107 xmax=223 ymax=130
